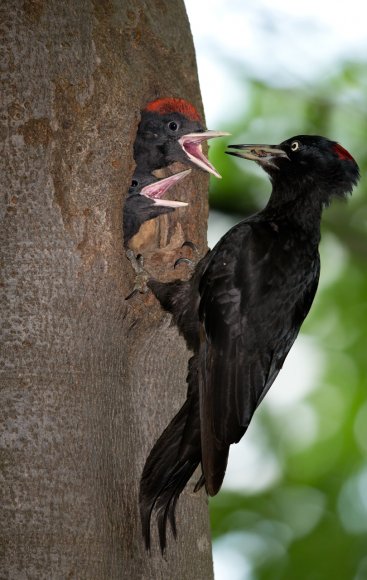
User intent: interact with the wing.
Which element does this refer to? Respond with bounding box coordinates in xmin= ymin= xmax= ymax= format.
xmin=198 ymin=220 xmax=320 ymax=494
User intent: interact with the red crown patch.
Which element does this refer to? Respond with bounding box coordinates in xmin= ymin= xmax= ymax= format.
xmin=144 ymin=98 xmax=202 ymax=122
xmin=333 ymin=143 xmax=355 ymax=162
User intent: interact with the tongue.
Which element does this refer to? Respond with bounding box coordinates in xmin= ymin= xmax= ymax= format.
xmin=178 ymin=131 xmax=230 ymax=178
xmin=183 ymin=141 xmax=221 ymax=178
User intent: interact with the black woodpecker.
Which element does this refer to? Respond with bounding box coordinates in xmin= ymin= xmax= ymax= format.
xmin=138 ymin=135 xmax=360 ymax=552
xmin=134 ymin=97 xmax=229 ymax=178
xmin=123 ymin=169 xmax=190 ymax=248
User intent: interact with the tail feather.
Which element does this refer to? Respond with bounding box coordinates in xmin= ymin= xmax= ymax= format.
xmin=155 ymin=460 xmax=197 ymax=552
xmin=193 ymin=473 xmax=206 ymax=493
xmin=139 ymin=400 xmax=201 ymax=552
xmin=139 ymin=357 xmax=202 ymax=552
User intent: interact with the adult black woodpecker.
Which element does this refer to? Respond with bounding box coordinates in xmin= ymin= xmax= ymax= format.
xmin=123 ymin=169 xmax=190 ymax=248
xmin=134 ymin=97 xmax=229 ymax=178
xmin=138 ymin=135 xmax=360 ymax=552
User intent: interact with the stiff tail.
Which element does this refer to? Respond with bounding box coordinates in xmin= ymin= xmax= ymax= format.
xmin=139 ymin=357 xmax=203 ymax=552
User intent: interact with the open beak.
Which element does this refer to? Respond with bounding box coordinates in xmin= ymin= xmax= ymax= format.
xmin=226 ymin=144 xmax=289 ymax=169
xmin=179 ymin=130 xmax=230 ymax=178
xmin=141 ymin=169 xmax=190 ymax=208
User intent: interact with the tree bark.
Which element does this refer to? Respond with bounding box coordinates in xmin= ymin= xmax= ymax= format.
xmin=0 ymin=1 xmax=213 ymax=578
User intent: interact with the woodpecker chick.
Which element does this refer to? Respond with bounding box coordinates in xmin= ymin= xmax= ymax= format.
xmin=123 ymin=169 xmax=190 ymax=247
xmin=134 ymin=97 xmax=229 ymax=178
xmin=139 ymin=135 xmax=359 ymax=552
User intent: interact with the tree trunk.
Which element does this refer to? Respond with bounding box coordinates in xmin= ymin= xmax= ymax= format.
xmin=0 ymin=1 xmax=213 ymax=578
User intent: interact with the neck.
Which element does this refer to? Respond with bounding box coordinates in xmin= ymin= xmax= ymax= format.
xmin=263 ymin=181 xmax=323 ymax=240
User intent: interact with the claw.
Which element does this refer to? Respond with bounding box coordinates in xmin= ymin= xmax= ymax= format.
xmin=181 ymin=241 xmax=198 ymax=253
xmin=174 ymin=241 xmax=201 ymax=271
xmin=125 ymin=288 xmax=140 ymax=300
xmin=174 ymin=257 xmax=195 ymax=271
xmin=126 ymin=249 xmax=151 ymax=299
xmin=181 ymin=240 xmax=201 ymax=261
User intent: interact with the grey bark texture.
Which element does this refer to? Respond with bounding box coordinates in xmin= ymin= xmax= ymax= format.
xmin=0 ymin=1 xmax=214 ymax=579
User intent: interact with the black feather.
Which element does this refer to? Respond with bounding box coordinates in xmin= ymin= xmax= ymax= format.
xmin=139 ymin=357 xmax=202 ymax=552
xmin=123 ymin=194 xmax=174 ymax=247
xmin=139 ymin=134 xmax=360 ymax=549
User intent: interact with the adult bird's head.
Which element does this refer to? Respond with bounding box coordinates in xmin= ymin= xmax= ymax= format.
xmin=135 ymin=97 xmax=229 ymax=178
xmin=227 ymin=135 xmax=360 ymax=205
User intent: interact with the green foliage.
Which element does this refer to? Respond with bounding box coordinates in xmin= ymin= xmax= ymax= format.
xmin=209 ymin=62 xmax=367 ymax=579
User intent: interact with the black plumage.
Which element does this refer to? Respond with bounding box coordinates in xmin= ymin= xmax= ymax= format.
xmin=139 ymin=135 xmax=360 ymax=551
xmin=125 ymin=98 xmax=227 ymax=250
xmin=134 ymin=97 xmax=228 ymax=178
xmin=123 ymin=170 xmax=190 ymax=247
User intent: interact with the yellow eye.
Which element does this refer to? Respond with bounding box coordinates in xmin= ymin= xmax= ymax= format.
xmin=291 ymin=141 xmax=300 ymax=151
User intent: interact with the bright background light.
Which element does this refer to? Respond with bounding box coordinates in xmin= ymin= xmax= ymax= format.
xmin=185 ymin=0 xmax=367 ymax=125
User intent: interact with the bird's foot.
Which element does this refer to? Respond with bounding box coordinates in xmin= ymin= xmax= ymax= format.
xmin=182 ymin=240 xmax=200 ymax=258
xmin=125 ymin=249 xmax=151 ymax=299
xmin=174 ymin=241 xmax=200 ymax=271
xmin=173 ymin=256 xmax=195 ymax=271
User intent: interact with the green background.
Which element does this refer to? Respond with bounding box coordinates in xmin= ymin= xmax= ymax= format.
xmin=207 ymin=64 xmax=367 ymax=579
